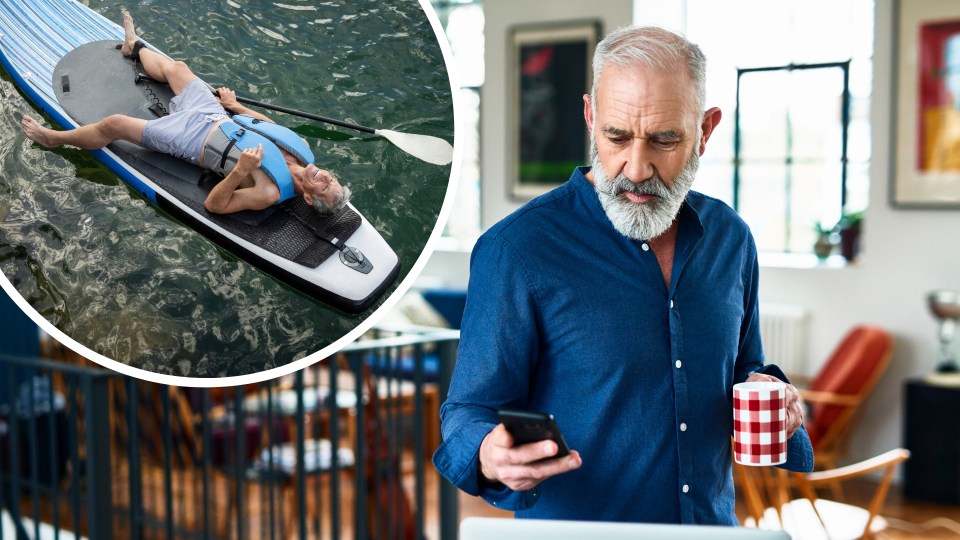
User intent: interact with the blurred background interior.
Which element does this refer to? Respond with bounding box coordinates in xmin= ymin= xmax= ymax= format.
xmin=3 ymin=0 xmax=960 ymax=538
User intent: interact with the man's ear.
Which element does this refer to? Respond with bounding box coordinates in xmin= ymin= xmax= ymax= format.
xmin=583 ymin=94 xmax=594 ymax=134
xmin=303 ymin=192 xmax=314 ymax=205
xmin=698 ymin=107 xmax=722 ymax=157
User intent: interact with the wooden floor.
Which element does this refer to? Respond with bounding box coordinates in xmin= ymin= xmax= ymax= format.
xmin=825 ymin=479 xmax=960 ymax=539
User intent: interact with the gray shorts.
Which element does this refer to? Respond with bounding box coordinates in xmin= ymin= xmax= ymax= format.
xmin=140 ymin=78 xmax=229 ymax=165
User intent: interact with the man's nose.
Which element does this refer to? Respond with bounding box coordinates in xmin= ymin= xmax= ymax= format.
xmin=622 ymin=140 xmax=654 ymax=183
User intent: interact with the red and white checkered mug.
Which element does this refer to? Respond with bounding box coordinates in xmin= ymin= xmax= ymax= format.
xmin=733 ymin=381 xmax=787 ymax=466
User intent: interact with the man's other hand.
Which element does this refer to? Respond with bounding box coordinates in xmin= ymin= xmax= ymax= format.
xmin=215 ymin=87 xmax=240 ymax=111
xmin=237 ymin=144 xmax=263 ymax=173
xmin=478 ymin=424 xmax=582 ymax=491
xmin=745 ymin=373 xmax=803 ymax=439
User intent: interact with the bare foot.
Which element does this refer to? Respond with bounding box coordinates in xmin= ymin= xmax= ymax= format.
xmin=21 ymin=115 xmax=57 ymax=148
xmin=120 ymin=12 xmax=138 ymax=56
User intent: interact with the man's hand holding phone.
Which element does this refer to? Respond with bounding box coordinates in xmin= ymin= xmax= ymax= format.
xmin=478 ymin=424 xmax=582 ymax=492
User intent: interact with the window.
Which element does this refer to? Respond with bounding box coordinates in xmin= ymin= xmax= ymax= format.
xmin=432 ymin=1 xmax=484 ymax=242
xmin=679 ymin=0 xmax=874 ymax=256
xmin=735 ymin=62 xmax=851 ymax=253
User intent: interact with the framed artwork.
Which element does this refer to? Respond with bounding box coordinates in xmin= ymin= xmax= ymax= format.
xmin=509 ymin=20 xmax=601 ymax=200
xmin=892 ymin=0 xmax=960 ymax=207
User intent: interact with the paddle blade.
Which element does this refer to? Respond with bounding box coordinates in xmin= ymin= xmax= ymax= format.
xmin=376 ymin=129 xmax=453 ymax=166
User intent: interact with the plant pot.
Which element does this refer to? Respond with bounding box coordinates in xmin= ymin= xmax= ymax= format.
xmin=839 ymin=223 xmax=861 ymax=261
xmin=813 ymin=235 xmax=833 ymax=259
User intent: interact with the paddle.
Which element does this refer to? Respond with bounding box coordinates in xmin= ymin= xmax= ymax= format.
xmin=213 ymin=91 xmax=453 ymax=166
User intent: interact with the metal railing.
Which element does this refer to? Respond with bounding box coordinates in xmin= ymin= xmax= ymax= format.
xmin=0 ymin=326 xmax=460 ymax=540
xmin=0 ymin=354 xmax=116 ymax=540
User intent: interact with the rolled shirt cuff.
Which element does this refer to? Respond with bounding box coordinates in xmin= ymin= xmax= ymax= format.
xmin=754 ymin=364 xmax=815 ymax=472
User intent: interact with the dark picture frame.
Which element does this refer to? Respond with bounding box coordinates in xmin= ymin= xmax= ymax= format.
xmin=891 ymin=0 xmax=960 ymax=208
xmin=508 ymin=20 xmax=601 ymax=200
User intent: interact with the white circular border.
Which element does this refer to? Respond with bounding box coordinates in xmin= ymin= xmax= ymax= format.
xmin=0 ymin=0 xmax=463 ymax=388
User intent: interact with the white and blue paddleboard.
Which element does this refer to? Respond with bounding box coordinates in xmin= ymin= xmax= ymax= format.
xmin=0 ymin=0 xmax=400 ymax=314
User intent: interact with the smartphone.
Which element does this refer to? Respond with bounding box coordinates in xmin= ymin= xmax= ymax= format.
xmin=497 ymin=408 xmax=570 ymax=459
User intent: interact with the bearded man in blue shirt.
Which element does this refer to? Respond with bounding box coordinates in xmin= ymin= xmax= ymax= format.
xmin=432 ymin=26 xmax=814 ymax=524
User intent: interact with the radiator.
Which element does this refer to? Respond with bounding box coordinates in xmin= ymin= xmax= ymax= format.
xmin=758 ymin=303 xmax=809 ymax=377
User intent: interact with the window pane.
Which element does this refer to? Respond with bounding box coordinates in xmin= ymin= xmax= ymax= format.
xmin=738 ymin=163 xmax=787 ymax=252
xmin=687 ymin=0 xmax=794 ymax=68
xmin=739 ymin=71 xmax=788 ymax=161
xmin=845 ymin=161 xmax=871 ymax=214
xmin=444 ymin=4 xmax=485 ymax=87
xmin=433 ymin=0 xmax=484 ymax=241
xmin=789 ymin=68 xmax=845 ymax=162
xmin=790 ymin=0 xmax=862 ymax=64
xmin=788 ymin=161 xmax=843 ymax=253
xmin=848 ymin=116 xmax=872 ymax=163
xmin=704 ymin=110 xmax=735 ymax=161
xmin=443 ymin=88 xmax=481 ymax=239
xmin=693 ymin=161 xmax=734 ymax=206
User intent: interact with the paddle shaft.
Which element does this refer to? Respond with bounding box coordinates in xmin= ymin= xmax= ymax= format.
xmin=214 ymin=91 xmax=376 ymax=134
xmin=208 ymin=89 xmax=453 ymax=165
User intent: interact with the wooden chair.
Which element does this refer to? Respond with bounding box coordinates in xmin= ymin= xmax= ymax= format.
xmin=736 ymin=448 xmax=910 ymax=540
xmin=793 ymin=326 xmax=894 ymax=498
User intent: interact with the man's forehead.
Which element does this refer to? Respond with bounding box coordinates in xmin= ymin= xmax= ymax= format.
xmin=595 ymin=96 xmax=691 ymax=137
xmin=594 ymin=63 xmax=697 ymax=129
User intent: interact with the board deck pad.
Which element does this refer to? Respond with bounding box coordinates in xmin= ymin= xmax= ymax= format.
xmin=52 ymin=40 xmax=361 ymax=266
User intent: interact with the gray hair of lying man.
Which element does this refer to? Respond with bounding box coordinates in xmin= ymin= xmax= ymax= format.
xmin=311 ymin=185 xmax=352 ymax=215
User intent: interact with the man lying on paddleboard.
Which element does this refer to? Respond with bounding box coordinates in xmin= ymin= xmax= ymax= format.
xmin=20 ymin=12 xmax=350 ymax=216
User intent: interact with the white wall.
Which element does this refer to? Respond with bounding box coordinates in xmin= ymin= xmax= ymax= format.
xmin=479 ymin=0 xmax=634 ymax=229
xmin=759 ymin=0 xmax=960 ymax=478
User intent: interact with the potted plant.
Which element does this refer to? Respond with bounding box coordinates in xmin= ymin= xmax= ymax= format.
xmin=838 ymin=211 xmax=864 ymax=262
xmin=813 ymin=222 xmax=836 ymax=259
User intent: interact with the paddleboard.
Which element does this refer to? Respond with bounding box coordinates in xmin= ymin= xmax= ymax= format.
xmin=0 ymin=0 xmax=400 ymax=314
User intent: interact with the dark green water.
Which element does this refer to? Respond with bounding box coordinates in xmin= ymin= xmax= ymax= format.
xmin=0 ymin=0 xmax=453 ymax=377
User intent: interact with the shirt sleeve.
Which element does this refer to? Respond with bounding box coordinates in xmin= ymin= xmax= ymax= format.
xmin=431 ymin=236 xmax=543 ymax=510
xmin=732 ymin=234 xmax=814 ymax=473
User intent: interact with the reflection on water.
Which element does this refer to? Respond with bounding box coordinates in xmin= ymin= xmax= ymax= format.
xmin=0 ymin=0 xmax=453 ymax=376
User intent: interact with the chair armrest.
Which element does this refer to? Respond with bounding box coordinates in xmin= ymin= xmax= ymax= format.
xmin=798 ymin=388 xmax=862 ymax=406
xmin=786 ymin=374 xmax=812 ymax=386
xmin=802 ymin=449 xmax=910 ymax=486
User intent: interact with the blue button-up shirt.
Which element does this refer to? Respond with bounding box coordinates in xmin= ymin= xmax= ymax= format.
xmin=432 ymin=167 xmax=813 ymax=524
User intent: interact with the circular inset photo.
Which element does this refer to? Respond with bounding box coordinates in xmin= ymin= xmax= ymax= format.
xmin=0 ymin=0 xmax=459 ymax=382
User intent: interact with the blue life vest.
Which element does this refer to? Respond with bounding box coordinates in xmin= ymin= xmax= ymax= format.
xmin=204 ymin=116 xmax=315 ymax=204
xmin=233 ymin=115 xmax=314 ymax=167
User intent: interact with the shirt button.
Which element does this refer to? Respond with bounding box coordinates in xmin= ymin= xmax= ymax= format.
xmin=676 ymin=360 xmax=682 ymax=369
xmin=641 ymin=243 xmax=650 ymax=251
xmin=670 ymin=300 xmax=674 ymax=308
xmin=683 ymin=484 xmax=689 ymax=493
xmin=680 ymin=423 xmax=687 ymax=431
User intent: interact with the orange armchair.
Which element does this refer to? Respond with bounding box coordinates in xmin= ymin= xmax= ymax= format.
xmin=799 ymin=326 xmax=894 ymax=476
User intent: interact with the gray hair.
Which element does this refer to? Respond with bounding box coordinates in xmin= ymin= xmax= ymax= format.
xmin=591 ymin=25 xmax=707 ymax=117
xmin=311 ymin=185 xmax=352 ymax=215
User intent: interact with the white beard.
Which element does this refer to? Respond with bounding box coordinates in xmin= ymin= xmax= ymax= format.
xmin=590 ymin=139 xmax=699 ymax=241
